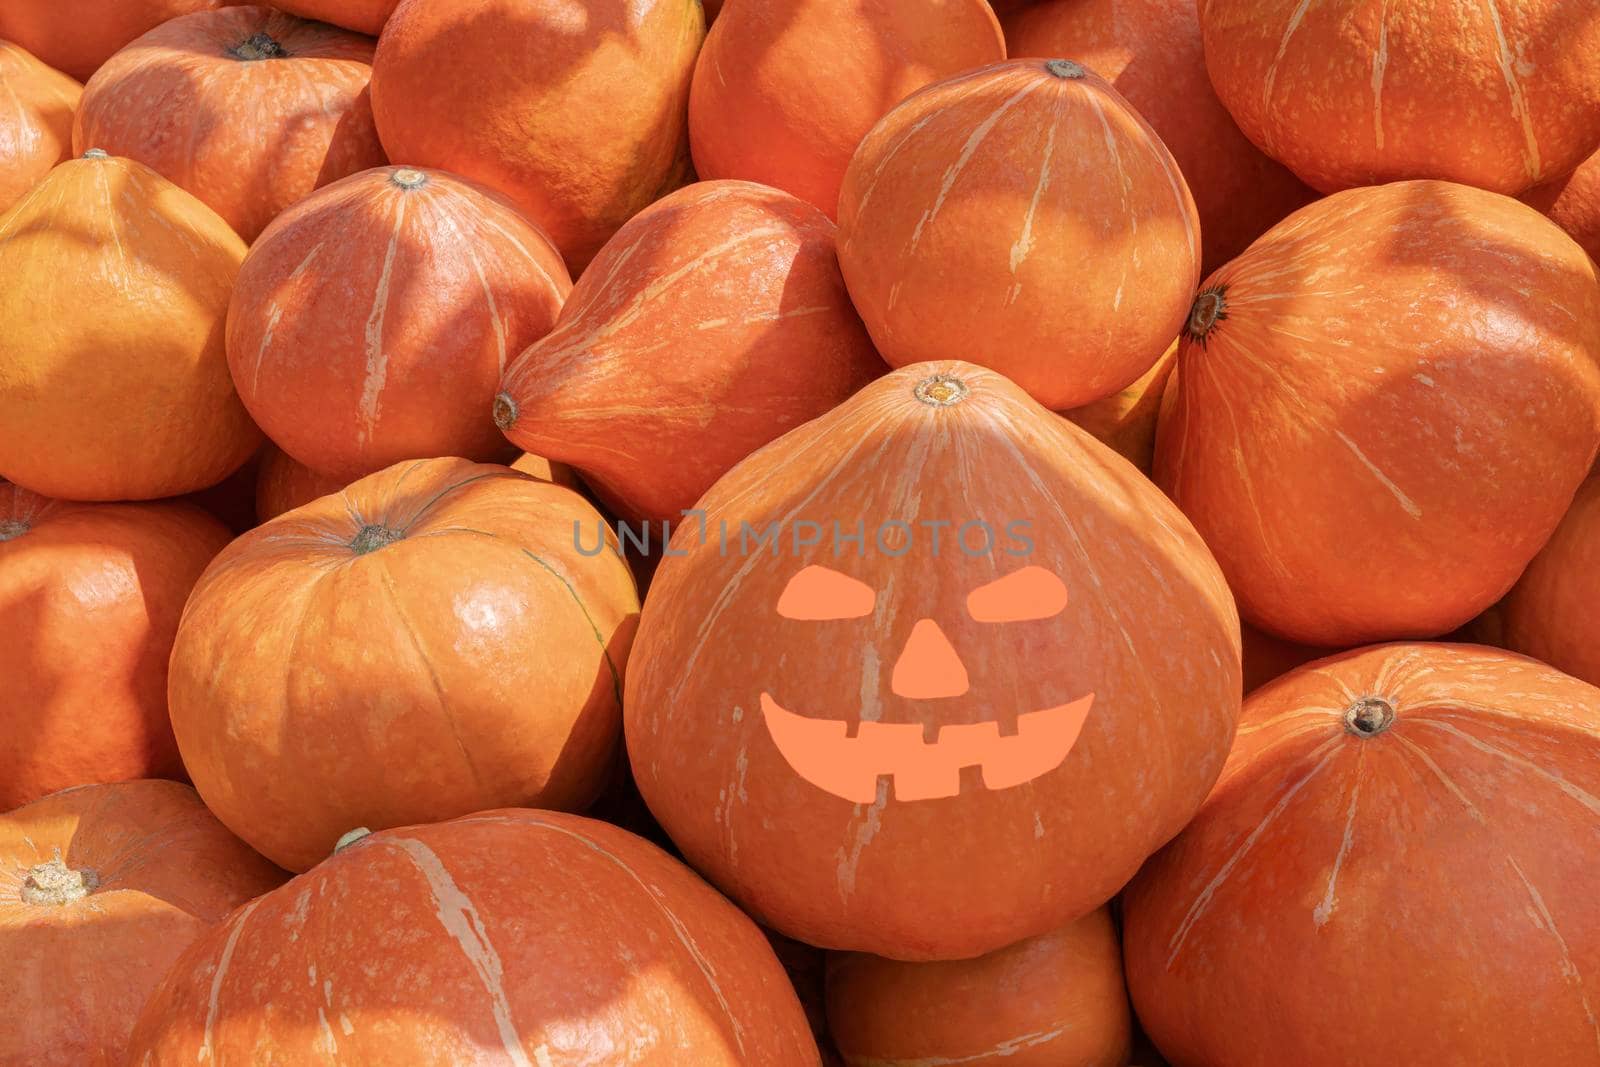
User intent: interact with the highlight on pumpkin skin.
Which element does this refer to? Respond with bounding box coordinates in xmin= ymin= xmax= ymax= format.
xmin=0 ymin=40 xmax=82 ymax=215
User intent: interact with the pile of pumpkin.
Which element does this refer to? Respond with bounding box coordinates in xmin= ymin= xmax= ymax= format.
xmin=4 ymin=0 xmax=1600 ymax=1064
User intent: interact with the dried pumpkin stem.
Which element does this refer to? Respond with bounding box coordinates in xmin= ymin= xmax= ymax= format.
xmin=0 ymin=519 xmax=28 ymax=541
xmin=333 ymin=827 xmax=373 ymax=853
xmin=230 ymin=33 xmax=288 ymax=61
xmin=1186 ymin=286 xmax=1229 ymax=344
xmin=1343 ymin=697 xmax=1396 ymax=738
xmin=391 ymin=169 xmax=428 ymax=189
xmin=492 ymin=392 xmax=520 ymax=430
xmin=349 ymin=524 xmax=403 ymax=555
xmin=914 ymin=375 xmax=969 ymax=407
xmin=21 ymin=853 xmax=99 ymax=906
xmin=1045 ymin=59 xmax=1086 ymax=79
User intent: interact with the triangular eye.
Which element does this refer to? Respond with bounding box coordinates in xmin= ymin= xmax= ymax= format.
xmin=776 ymin=565 xmax=876 ymax=620
xmin=967 ymin=566 xmax=1069 ymax=622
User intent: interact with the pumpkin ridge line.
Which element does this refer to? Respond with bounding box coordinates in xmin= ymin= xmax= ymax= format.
xmin=396 ymin=472 xmax=514 ymax=534
xmin=516 ymin=547 xmax=624 ymax=712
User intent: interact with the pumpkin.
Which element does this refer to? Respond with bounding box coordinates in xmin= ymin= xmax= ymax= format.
xmin=1123 ymin=643 xmax=1600 ymax=1066
xmin=0 ymin=780 xmax=284 ymax=1066
xmin=1003 ymin=0 xmax=1315 ymax=272
xmin=687 ymin=0 xmax=1006 ymax=219
xmin=0 ymin=41 xmax=81 ymax=215
xmin=72 ymin=7 xmax=384 ymax=242
xmin=0 ymin=152 xmax=261 ymax=501
xmin=267 ymin=0 xmax=397 ymax=35
xmin=1155 ymin=180 xmax=1600 ymax=647
xmin=1522 ymin=148 xmax=1600 ymax=265
xmin=228 ymin=165 xmax=571 ymax=481
xmin=1501 ymin=471 xmax=1600 ymax=688
xmin=167 ymin=457 xmax=640 ymax=871
xmin=836 ymin=58 xmax=1200 ymax=410
xmin=253 ymin=444 xmax=347 ymax=523
xmin=371 ymin=0 xmax=703 ymax=270
xmin=0 ymin=0 xmax=225 ymax=82
xmin=127 ymin=811 xmax=820 ymax=1064
xmin=826 ymin=908 xmax=1131 ymax=1066
xmin=1198 ymin=0 xmax=1600 ymax=195
xmin=0 ymin=484 xmax=231 ymax=810
xmin=624 ymin=361 xmax=1240 ymax=960
xmin=496 ymin=180 xmax=885 ymax=525
xmin=1062 ymin=340 xmax=1176 ymax=475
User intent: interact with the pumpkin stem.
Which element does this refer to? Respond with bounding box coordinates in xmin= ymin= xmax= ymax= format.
xmin=333 ymin=827 xmax=373 ymax=854
xmin=0 ymin=519 xmax=28 ymax=541
xmin=21 ymin=852 xmax=99 ymax=906
xmin=349 ymin=524 xmax=403 ymax=555
xmin=1045 ymin=59 xmax=1086 ymax=79
xmin=391 ymin=169 xmax=429 ymax=189
xmin=229 ymin=32 xmax=288 ymax=61
xmin=492 ymin=392 xmax=519 ymax=430
xmin=81 ymin=148 xmax=109 ymax=160
xmin=1186 ymin=286 xmax=1228 ymax=345
xmin=1343 ymin=697 xmax=1396 ymax=738
xmin=914 ymin=374 xmax=969 ymax=407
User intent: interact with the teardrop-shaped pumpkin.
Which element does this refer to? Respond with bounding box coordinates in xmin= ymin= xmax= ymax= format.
xmin=0 ymin=152 xmax=261 ymax=500
xmin=496 ymin=180 xmax=885 ymax=525
xmin=624 ymin=361 xmax=1240 ymax=960
xmin=228 ymin=166 xmax=571 ymax=481
xmin=836 ymin=58 xmax=1200 ymax=410
xmin=0 ymin=0 xmax=225 ymax=82
xmin=74 ymin=7 xmax=385 ymax=241
xmin=1500 ymin=470 xmax=1600 ymax=688
xmin=0 ymin=41 xmax=81 ymax=214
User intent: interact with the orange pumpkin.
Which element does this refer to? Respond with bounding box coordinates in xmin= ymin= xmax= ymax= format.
xmin=0 ymin=0 xmax=225 ymax=82
xmin=268 ymin=0 xmax=397 ymax=35
xmin=625 ymin=361 xmax=1240 ymax=959
xmin=168 ymin=458 xmax=640 ymax=871
xmin=1198 ymin=0 xmax=1600 ymax=195
xmin=1 ymin=780 xmax=284 ymax=1066
xmin=688 ymin=0 xmax=1006 ymax=219
xmin=1003 ymin=0 xmax=1315 ymax=272
xmin=0 ymin=152 xmax=261 ymax=501
xmin=496 ymin=180 xmax=885 ymax=525
xmin=228 ymin=166 xmax=571 ymax=481
xmin=371 ymin=0 xmax=703 ymax=271
xmin=1501 ymin=471 xmax=1600 ymax=688
xmin=1155 ymin=181 xmax=1600 ymax=647
xmin=0 ymin=41 xmax=81 ymax=215
xmin=73 ymin=7 xmax=383 ymax=242
xmin=827 ymin=908 xmax=1131 ymax=1066
xmin=1062 ymin=340 xmax=1176 ymax=474
xmin=0 ymin=484 xmax=231 ymax=810
xmin=1522 ymin=149 xmax=1600 ymax=265
xmin=836 ymin=59 xmax=1200 ymax=410
xmin=128 ymin=811 xmax=819 ymax=1064
xmin=1124 ymin=643 xmax=1600 ymax=1067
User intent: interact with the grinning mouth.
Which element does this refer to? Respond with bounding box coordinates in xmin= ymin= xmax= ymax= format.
xmin=759 ymin=693 xmax=1095 ymax=803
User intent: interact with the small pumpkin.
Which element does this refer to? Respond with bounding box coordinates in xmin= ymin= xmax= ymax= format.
xmin=0 ymin=40 xmax=81 ymax=214
xmin=228 ymin=165 xmax=571 ymax=481
xmin=0 ymin=780 xmax=284 ymax=1066
xmin=836 ymin=58 xmax=1200 ymax=410
xmin=1522 ymin=149 xmax=1600 ymax=265
xmin=168 ymin=458 xmax=640 ymax=871
xmin=0 ymin=0 xmax=225 ymax=82
xmin=1501 ymin=470 xmax=1600 ymax=688
xmin=496 ymin=180 xmax=885 ymax=525
xmin=0 ymin=152 xmax=261 ymax=501
xmin=127 ymin=811 xmax=820 ymax=1064
xmin=74 ymin=6 xmax=385 ymax=241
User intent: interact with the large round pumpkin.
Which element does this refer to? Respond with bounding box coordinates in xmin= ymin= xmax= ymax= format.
xmin=371 ymin=0 xmax=703 ymax=271
xmin=0 ymin=780 xmax=284 ymax=1066
xmin=268 ymin=0 xmax=397 ymax=35
xmin=0 ymin=0 xmax=224 ymax=82
xmin=1523 ymin=148 xmax=1600 ymax=265
xmin=0 ymin=152 xmax=261 ymax=501
xmin=624 ymin=361 xmax=1241 ymax=960
xmin=228 ymin=166 xmax=571 ymax=481
xmin=1501 ymin=471 xmax=1600 ymax=689
xmin=1003 ymin=0 xmax=1314 ymax=272
xmin=1124 ymin=643 xmax=1600 ymax=1066
xmin=827 ymin=908 xmax=1130 ymax=1066
xmin=0 ymin=484 xmax=231 ymax=811
xmin=73 ymin=7 xmax=384 ymax=242
xmin=0 ymin=41 xmax=81 ymax=215
xmin=168 ymin=457 xmax=640 ymax=871
xmin=127 ymin=811 xmax=819 ymax=1064
xmin=836 ymin=58 xmax=1200 ymax=410
xmin=687 ymin=0 xmax=1006 ymax=219
xmin=1198 ymin=0 xmax=1600 ymax=195
xmin=496 ymin=180 xmax=885 ymax=525
xmin=1155 ymin=180 xmax=1600 ymax=647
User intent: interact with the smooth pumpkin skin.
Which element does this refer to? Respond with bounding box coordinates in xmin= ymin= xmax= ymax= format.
xmin=0 ymin=484 xmax=231 ymax=811
xmin=229 ymin=166 xmax=571 ymax=481
xmin=827 ymin=908 xmax=1131 ymax=1066
xmin=836 ymin=59 xmax=1200 ymax=410
xmin=1198 ymin=0 xmax=1600 ymax=195
xmin=0 ymin=41 xmax=81 ymax=214
xmin=0 ymin=153 xmax=261 ymax=501
xmin=168 ymin=458 xmax=640 ymax=872
xmin=1522 ymin=148 xmax=1600 ymax=264
xmin=1155 ymin=181 xmax=1600 ymax=647
xmin=0 ymin=0 xmax=226 ymax=82
xmin=497 ymin=180 xmax=885 ymax=525
xmin=127 ymin=811 xmax=820 ymax=1065
xmin=268 ymin=0 xmax=397 ymax=35
xmin=1501 ymin=471 xmax=1600 ymax=689
xmin=73 ymin=7 xmax=383 ymax=242
xmin=1062 ymin=340 xmax=1176 ymax=475
xmin=1003 ymin=0 xmax=1315 ymax=272
xmin=1124 ymin=643 xmax=1600 ymax=1067
xmin=372 ymin=0 xmax=704 ymax=271
xmin=625 ymin=361 xmax=1240 ymax=960
xmin=688 ymin=0 xmax=1006 ymax=219
xmin=0 ymin=781 xmax=284 ymax=1067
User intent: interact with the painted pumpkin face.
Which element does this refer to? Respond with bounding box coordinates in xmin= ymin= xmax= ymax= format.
xmin=762 ymin=563 xmax=1095 ymax=802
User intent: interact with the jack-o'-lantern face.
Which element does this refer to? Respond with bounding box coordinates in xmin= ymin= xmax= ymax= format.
xmin=761 ymin=564 xmax=1095 ymax=803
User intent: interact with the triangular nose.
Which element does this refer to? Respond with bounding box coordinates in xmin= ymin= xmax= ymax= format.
xmin=891 ymin=618 xmax=969 ymax=699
